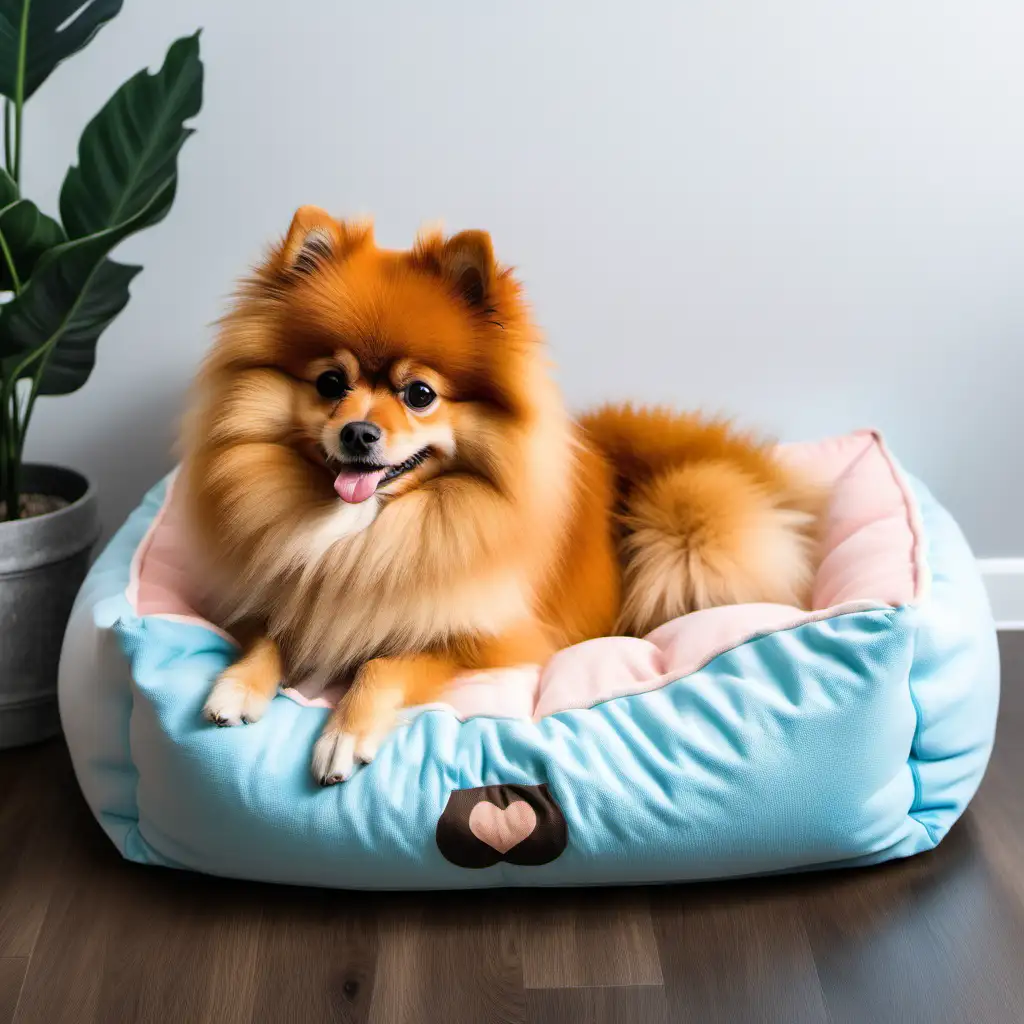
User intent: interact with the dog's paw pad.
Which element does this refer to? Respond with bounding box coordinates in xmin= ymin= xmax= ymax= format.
xmin=354 ymin=732 xmax=382 ymax=765
xmin=203 ymin=675 xmax=271 ymax=728
xmin=312 ymin=730 xmax=357 ymax=786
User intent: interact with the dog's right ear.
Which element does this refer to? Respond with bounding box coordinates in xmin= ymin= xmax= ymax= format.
xmin=413 ymin=226 xmax=495 ymax=309
xmin=277 ymin=207 xmax=373 ymax=278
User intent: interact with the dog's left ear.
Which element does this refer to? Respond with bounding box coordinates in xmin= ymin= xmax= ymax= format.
xmin=280 ymin=206 xmax=342 ymax=276
xmin=440 ymin=230 xmax=494 ymax=307
xmin=278 ymin=206 xmax=374 ymax=278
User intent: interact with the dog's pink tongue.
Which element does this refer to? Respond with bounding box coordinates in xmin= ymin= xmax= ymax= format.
xmin=334 ymin=468 xmax=386 ymax=504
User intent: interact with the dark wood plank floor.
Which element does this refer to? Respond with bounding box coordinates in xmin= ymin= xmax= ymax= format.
xmin=1 ymin=634 xmax=1022 ymax=1024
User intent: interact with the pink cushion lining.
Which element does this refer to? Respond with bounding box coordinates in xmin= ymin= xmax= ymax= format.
xmin=128 ymin=430 xmax=923 ymax=721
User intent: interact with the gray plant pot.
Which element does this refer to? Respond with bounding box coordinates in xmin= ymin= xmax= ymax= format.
xmin=0 ymin=464 xmax=99 ymax=748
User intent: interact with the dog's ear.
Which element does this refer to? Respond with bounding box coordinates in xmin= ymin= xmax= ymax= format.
xmin=441 ymin=230 xmax=494 ymax=307
xmin=416 ymin=228 xmax=495 ymax=308
xmin=279 ymin=206 xmax=373 ymax=277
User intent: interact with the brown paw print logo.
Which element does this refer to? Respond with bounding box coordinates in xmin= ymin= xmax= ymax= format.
xmin=436 ymin=783 xmax=568 ymax=868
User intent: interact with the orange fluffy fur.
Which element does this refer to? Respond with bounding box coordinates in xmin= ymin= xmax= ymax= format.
xmin=181 ymin=207 xmax=825 ymax=784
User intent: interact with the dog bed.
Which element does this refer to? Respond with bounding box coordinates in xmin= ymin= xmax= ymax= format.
xmin=58 ymin=431 xmax=999 ymax=889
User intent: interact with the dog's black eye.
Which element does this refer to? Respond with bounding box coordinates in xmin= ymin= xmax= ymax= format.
xmin=404 ymin=381 xmax=436 ymax=410
xmin=315 ymin=370 xmax=348 ymax=399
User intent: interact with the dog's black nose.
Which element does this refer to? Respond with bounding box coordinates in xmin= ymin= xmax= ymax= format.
xmin=340 ymin=420 xmax=381 ymax=456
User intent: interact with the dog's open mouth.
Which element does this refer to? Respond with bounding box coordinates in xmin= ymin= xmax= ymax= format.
xmin=330 ymin=447 xmax=431 ymax=504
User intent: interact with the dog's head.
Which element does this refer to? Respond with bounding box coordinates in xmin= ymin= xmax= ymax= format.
xmin=211 ymin=207 xmax=539 ymax=508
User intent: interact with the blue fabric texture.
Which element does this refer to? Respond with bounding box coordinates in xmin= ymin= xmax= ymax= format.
xmin=58 ymin=472 xmax=999 ymax=889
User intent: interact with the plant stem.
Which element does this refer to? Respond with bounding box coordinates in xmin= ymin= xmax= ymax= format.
xmin=0 ymin=225 xmax=22 ymax=292
xmin=1 ymin=388 xmax=19 ymax=520
xmin=0 ymin=360 xmax=29 ymax=520
xmin=3 ymin=100 xmax=12 ymax=179
xmin=2 ymin=0 xmax=31 ymax=518
xmin=0 ymin=388 xmax=7 ymax=516
xmin=1 ymin=241 xmax=119 ymax=516
xmin=13 ymin=0 xmax=31 ymax=186
xmin=15 ymin=374 xmax=39 ymax=471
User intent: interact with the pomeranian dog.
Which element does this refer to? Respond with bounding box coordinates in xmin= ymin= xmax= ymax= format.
xmin=181 ymin=207 xmax=824 ymax=785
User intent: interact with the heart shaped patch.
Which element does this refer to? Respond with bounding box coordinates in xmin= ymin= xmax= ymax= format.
xmin=435 ymin=783 xmax=567 ymax=869
xmin=468 ymin=799 xmax=538 ymax=854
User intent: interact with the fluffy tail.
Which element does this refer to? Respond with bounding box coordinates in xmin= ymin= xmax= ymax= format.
xmin=579 ymin=405 xmax=827 ymax=636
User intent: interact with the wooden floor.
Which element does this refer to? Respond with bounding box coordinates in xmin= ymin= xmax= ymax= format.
xmin=1 ymin=634 xmax=1022 ymax=1024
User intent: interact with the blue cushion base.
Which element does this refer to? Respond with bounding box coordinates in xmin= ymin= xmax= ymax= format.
xmin=58 ymin=474 xmax=999 ymax=889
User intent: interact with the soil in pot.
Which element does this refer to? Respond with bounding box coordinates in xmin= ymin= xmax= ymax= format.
xmin=1 ymin=494 xmax=70 ymax=519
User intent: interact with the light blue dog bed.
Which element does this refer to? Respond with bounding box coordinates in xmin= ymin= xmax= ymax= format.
xmin=58 ymin=432 xmax=998 ymax=888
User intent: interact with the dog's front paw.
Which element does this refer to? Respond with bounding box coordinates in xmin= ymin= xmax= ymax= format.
xmin=311 ymin=722 xmax=387 ymax=786
xmin=203 ymin=673 xmax=274 ymax=727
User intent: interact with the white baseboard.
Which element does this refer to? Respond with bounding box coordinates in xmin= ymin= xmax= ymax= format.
xmin=979 ymin=559 xmax=1024 ymax=630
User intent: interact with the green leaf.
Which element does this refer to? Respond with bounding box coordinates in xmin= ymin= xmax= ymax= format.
xmin=60 ymin=31 xmax=203 ymax=238
xmin=0 ymin=167 xmax=65 ymax=293
xmin=0 ymin=32 xmax=203 ymax=396
xmin=0 ymin=167 xmax=16 ymax=205
xmin=32 ymin=258 xmax=139 ymax=394
xmin=0 ymin=198 xmax=155 ymax=394
xmin=0 ymin=0 xmax=124 ymax=102
xmin=0 ymin=197 xmax=66 ymax=290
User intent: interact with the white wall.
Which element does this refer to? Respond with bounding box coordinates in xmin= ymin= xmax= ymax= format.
xmin=22 ymin=1 xmax=1024 ymax=553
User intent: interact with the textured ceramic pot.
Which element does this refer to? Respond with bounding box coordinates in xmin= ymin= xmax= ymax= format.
xmin=0 ymin=465 xmax=99 ymax=748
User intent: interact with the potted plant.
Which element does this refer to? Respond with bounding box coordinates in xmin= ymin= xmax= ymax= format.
xmin=0 ymin=2 xmax=203 ymax=747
